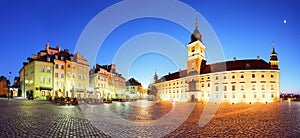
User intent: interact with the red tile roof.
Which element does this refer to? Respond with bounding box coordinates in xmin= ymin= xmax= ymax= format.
xmin=157 ymin=59 xmax=278 ymax=83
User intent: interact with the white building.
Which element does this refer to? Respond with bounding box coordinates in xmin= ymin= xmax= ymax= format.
xmin=153 ymin=19 xmax=280 ymax=104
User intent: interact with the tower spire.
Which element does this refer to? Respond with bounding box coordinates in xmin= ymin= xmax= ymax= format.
xmin=195 ymin=15 xmax=198 ymax=29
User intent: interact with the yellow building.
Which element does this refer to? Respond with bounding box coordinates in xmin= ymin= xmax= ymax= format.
xmin=89 ymin=64 xmax=126 ymax=100
xmin=126 ymin=78 xmax=143 ymax=99
xmin=154 ymin=19 xmax=280 ymax=104
xmin=19 ymin=43 xmax=89 ymax=100
xmin=20 ymin=54 xmax=53 ymax=99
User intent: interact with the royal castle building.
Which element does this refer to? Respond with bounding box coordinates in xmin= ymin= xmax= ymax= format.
xmin=153 ymin=19 xmax=280 ymax=104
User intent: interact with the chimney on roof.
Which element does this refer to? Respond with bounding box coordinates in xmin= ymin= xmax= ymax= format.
xmin=32 ymin=54 xmax=37 ymax=59
xmin=64 ymin=49 xmax=69 ymax=53
xmin=257 ymin=56 xmax=260 ymax=60
xmin=233 ymin=57 xmax=236 ymax=61
xmin=56 ymin=46 xmax=61 ymax=52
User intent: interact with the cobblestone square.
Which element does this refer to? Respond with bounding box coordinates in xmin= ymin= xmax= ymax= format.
xmin=0 ymin=99 xmax=299 ymax=137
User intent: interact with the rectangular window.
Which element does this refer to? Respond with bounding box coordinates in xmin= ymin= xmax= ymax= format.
xmin=254 ymin=94 xmax=257 ymax=98
xmin=224 ymin=86 xmax=227 ymax=91
xmin=262 ymin=94 xmax=265 ymax=98
xmin=40 ymin=66 xmax=45 ymax=72
xmin=271 ymin=94 xmax=274 ymax=98
xmin=261 ymin=74 xmax=265 ymax=78
xmin=67 ymin=72 xmax=71 ymax=77
xmin=241 ymin=74 xmax=244 ymax=78
xmin=47 ymin=66 xmax=51 ymax=73
xmin=40 ymin=76 xmax=44 ymax=83
xmin=47 ymin=77 xmax=51 ymax=83
xmin=207 ymin=83 xmax=210 ymax=87
xmin=224 ymin=95 xmax=227 ymax=99
xmin=55 ymin=73 xmax=58 ymax=77
xmin=252 ymin=85 xmax=255 ymax=90
xmin=68 ymin=64 xmax=71 ymax=68
xmin=83 ymin=75 xmax=86 ymax=80
xmin=61 ymin=82 xmax=64 ymax=87
xmin=232 ymin=95 xmax=235 ymax=99
xmin=252 ymin=74 xmax=255 ymax=78
xmin=79 ymin=75 xmax=82 ymax=79
xmin=61 ymin=74 xmax=64 ymax=78
xmin=241 ymin=85 xmax=244 ymax=90
xmin=42 ymin=91 xmax=45 ymax=96
xmin=61 ymin=65 xmax=64 ymax=69
xmin=216 ymin=86 xmax=219 ymax=91
xmin=271 ymin=85 xmax=274 ymax=90
xmin=232 ymin=85 xmax=235 ymax=91
xmin=215 ymin=76 xmax=218 ymax=80
xmin=271 ymin=73 xmax=274 ymax=78
xmin=261 ymin=85 xmax=265 ymax=90
xmin=73 ymin=73 xmax=76 ymax=78
xmin=55 ymin=81 xmax=59 ymax=86
xmin=55 ymin=64 xmax=59 ymax=69
xmin=243 ymin=94 xmax=246 ymax=99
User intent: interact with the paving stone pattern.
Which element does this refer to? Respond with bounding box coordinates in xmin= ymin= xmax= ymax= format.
xmin=0 ymin=99 xmax=299 ymax=137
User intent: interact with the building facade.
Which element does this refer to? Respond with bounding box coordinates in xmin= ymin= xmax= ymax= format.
xmin=0 ymin=76 xmax=9 ymax=97
xmin=89 ymin=64 xmax=126 ymax=100
xmin=126 ymin=78 xmax=143 ymax=99
xmin=19 ymin=43 xmax=89 ymax=100
xmin=154 ymin=19 xmax=280 ymax=104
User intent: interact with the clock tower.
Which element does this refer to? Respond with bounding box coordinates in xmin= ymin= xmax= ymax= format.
xmin=187 ymin=17 xmax=206 ymax=74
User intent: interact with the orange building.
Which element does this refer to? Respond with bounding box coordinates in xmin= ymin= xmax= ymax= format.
xmin=0 ymin=76 xmax=9 ymax=97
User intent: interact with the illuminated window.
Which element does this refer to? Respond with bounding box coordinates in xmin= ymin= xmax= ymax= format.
xmin=254 ymin=94 xmax=257 ymax=98
xmin=232 ymin=95 xmax=235 ymax=99
xmin=262 ymin=94 xmax=265 ymax=98
xmin=232 ymin=85 xmax=235 ymax=91
xmin=224 ymin=86 xmax=227 ymax=91
xmin=207 ymin=83 xmax=210 ymax=87
xmin=216 ymin=86 xmax=219 ymax=91
xmin=243 ymin=94 xmax=246 ymax=99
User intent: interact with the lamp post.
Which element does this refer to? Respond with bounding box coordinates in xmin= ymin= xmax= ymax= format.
xmin=7 ymin=72 xmax=11 ymax=99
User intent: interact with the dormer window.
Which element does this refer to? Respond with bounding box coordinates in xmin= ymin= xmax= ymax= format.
xmin=55 ymin=55 xmax=58 ymax=59
xmin=47 ymin=57 xmax=50 ymax=62
xmin=61 ymin=57 xmax=64 ymax=60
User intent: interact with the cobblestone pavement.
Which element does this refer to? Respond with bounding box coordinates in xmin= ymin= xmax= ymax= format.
xmin=0 ymin=98 xmax=299 ymax=137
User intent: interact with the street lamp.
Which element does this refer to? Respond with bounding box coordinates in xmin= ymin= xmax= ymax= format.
xmin=7 ymin=72 xmax=11 ymax=99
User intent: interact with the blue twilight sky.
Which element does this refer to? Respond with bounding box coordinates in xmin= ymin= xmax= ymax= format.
xmin=0 ymin=0 xmax=299 ymax=92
